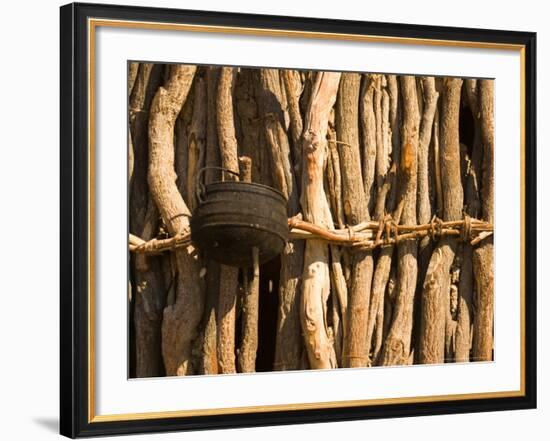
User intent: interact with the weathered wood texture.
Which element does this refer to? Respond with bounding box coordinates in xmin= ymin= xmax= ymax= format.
xmin=147 ymin=65 xmax=204 ymax=376
xmin=216 ymin=67 xmax=240 ymax=374
xmin=417 ymin=78 xmax=464 ymax=365
xmin=337 ymin=73 xmax=374 ymax=368
xmin=300 ymin=72 xmax=341 ymax=369
xmin=129 ymin=65 xmax=494 ymax=377
xmin=255 ymin=69 xmax=305 ymax=371
xmin=472 ymin=79 xmax=494 ymax=361
xmin=379 ymin=76 xmax=419 ymax=366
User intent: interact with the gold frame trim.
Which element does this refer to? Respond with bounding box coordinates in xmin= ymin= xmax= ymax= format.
xmin=87 ymin=18 xmax=527 ymax=424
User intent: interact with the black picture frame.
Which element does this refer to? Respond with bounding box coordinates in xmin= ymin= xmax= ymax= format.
xmin=60 ymin=2 xmax=537 ymax=438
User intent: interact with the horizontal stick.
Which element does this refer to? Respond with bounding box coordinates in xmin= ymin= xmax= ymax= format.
xmin=129 ymin=232 xmax=191 ymax=254
xmin=129 ymin=216 xmax=493 ymax=255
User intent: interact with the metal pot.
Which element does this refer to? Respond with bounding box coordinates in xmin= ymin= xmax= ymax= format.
xmin=190 ymin=167 xmax=288 ymax=267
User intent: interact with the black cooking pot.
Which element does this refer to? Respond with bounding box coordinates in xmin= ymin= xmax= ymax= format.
xmin=190 ymin=167 xmax=288 ymax=267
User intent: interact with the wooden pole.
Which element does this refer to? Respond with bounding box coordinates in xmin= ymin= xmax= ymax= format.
xmin=299 ymin=72 xmax=340 ymax=369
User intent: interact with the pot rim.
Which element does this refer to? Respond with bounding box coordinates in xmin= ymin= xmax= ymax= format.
xmin=204 ymin=180 xmax=287 ymax=201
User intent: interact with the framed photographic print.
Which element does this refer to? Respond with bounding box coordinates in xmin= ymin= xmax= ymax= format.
xmin=60 ymin=2 xmax=537 ymax=438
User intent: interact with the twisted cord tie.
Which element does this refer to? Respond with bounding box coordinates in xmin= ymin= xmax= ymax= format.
xmin=462 ymin=214 xmax=472 ymax=242
xmin=429 ymin=215 xmax=444 ymax=241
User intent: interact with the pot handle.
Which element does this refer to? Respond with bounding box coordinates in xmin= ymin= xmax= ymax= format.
xmin=195 ymin=166 xmax=241 ymax=203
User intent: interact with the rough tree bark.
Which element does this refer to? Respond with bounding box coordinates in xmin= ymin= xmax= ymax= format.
xmin=360 ymin=75 xmax=378 ymax=220
xmin=464 ymin=78 xmax=483 ymax=213
xmin=235 ymin=69 xmax=266 ymax=184
xmin=365 ymin=75 xmax=394 ymax=365
xmin=366 ymin=74 xmax=402 ymax=365
xmin=237 ymin=157 xmax=260 ymax=373
xmin=186 ymin=73 xmax=206 ymax=212
xmin=129 ymin=63 xmax=164 ymax=235
xmin=129 ymin=62 xmax=167 ymax=377
xmin=414 ymin=77 xmax=439 ymax=361
xmin=300 ymin=72 xmax=341 ymax=369
xmin=326 ymin=120 xmax=348 ymax=365
xmin=197 ymin=66 xmax=221 ymax=375
xmin=281 ymin=69 xmax=304 ymax=178
xmin=379 ymin=76 xmax=419 ymax=366
xmin=174 ymin=89 xmax=193 ymax=206
xmin=216 ymin=67 xmax=240 ymax=374
xmin=472 ymin=79 xmax=494 ymax=361
xmin=128 ymin=62 xmax=138 ymax=184
xmin=134 ymin=198 xmax=166 ymax=377
xmin=417 ymin=77 xmax=439 ymax=251
xmin=256 ymin=69 xmax=298 ymax=203
xmin=129 ymin=62 xmax=139 ymax=95
xmin=337 ymin=73 xmax=374 ymax=368
xmin=147 ymin=65 xmax=204 ymax=376
xmin=418 ymin=77 xmax=464 ymax=364
xmin=455 ymin=243 xmax=474 ymax=362
xmin=455 ymin=139 xmax=480 ymax=362
xmin=454 ymin=80 xmax=482 ymax=363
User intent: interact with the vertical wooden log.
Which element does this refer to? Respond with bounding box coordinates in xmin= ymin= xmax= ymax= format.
xmin=197 ymin=66 xmax=222 ymax=375
xmin=464 ymin=78 xmax=483 ymax=212
xmin=130 ymin=62 xmax=166 ymax=378
xmin=455 ymin=242 xmax=474 ymax=362
xmin=300 ymin=72 xmax=341 ymax=369
xmin=374 ymin=76 xmax=389 ymax=190
xmin=186 ymin=73 xmax=206 ymax=212
xmin=128 ymin=62 xmax=139 ymax=186
xmin=379 ymin=76 xmax=419 ymax=366
xmin=366 ymin=77 xmax=394 ymax=365
xmin=455 ymin=111 xmax=481 ymax=362
xmin=281 ymin=69 xmax=304 ymax=178
xmin=235 ymin=157 xmax=260 ymax=373
xmin=472 ymin=79 xmax=494 ymax=361
xmin=325 ymin=118 xmax=348 ymax=366
xmin=256 ymin=69 xmax=299 ymax=205
xmin=174 ymin=92 xmax=193 ymax=205
xmin=387 ymin=74 xmax=402 ymax=206
xmin=336 ymin=73 xmax=374 ymax=368
xmin=417 ymin=77 xmax=439 ymax=225
xmin=216 ymin=67 xmax=240 ymax=374
xmin=445 ymin=258 xmax=460 ymax=362
xmin=134 ymin=198 xmax=166 ymax=377
xmin=417 ymin=77 xmax=464 ymax=365
xmin=360 ymin=75 xmax=377 ymax=214
xmin=255 ymin=68 xmax=305 ymax=371
xmin=199 ymin=257 xmax=219 ymax=375
xmin=326 ymin=121 xmax=347 ymax=364
xmin=416 ymin=76 xmax=439 ymax=277
xmin=327 ymin=121 xmax=345 ymax=229
xmin=432 ymin=108 xmax=444 ymax=217
xmin=238 ymin=248 xmax=260 ymax=372
xmin=129 ymin=63 xmax=164 ymax=235
xmin=234 ymin=69 xmax=264 ymax=184
xmin=205 ymin=67 xmax=221 ymax=183
xmin=148 ymin=65 xmax=203 ymax=376
xmin=128 ymin=62 xmax=139 ymax=95
xmin=217 ymin=265 xmax=238 ymax=374
xmin=367 ymin=75 xmax=401 ymax=365
xmin=413 ymin=77 xmax=440 ymax=362
xmin=217 ymin=68 xmax=240 ymax=178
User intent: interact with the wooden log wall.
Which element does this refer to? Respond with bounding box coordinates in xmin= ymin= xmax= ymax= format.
xmin=128 ymin=63 xmax=494 ymax=377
